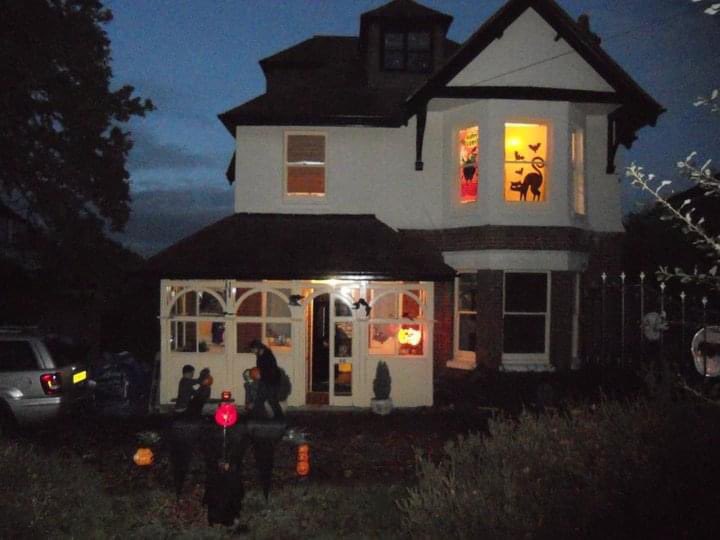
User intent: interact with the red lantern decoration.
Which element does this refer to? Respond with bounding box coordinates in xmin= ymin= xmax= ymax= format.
xmin=215 ymin=402 xmax=238 ymax=428
xmin=133 ymin=447 xmax=154 ymax=467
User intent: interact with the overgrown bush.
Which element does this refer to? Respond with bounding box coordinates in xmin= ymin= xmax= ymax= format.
xmin=398 ymin=399 xmax=720 ymax=539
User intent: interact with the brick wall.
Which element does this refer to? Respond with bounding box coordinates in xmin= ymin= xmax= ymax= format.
xmin=403 ymin=225 xmax=592 ymax=252
xmin=433 ymin=280 xmax=454 ymax=371
xmin=550 ymin=271 xmax=575 ymax=370
xmin=476 ymin=270 xmax=503 ymax=369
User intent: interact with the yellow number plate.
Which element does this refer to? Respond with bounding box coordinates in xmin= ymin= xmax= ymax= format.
xmin=73 ymin=370 xmax=87 ymax=384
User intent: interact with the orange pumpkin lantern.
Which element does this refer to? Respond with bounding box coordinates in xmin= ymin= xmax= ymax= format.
xmin=133 ymin=447 xmax=154 ymax=467
xmin=296 ymin=460 xmax=310 ymax=477
xmin=296 ymin=443 xmax=310 ymax=477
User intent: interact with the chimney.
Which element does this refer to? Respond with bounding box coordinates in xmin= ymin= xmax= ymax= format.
xmin=577 ymin=14 xmax=601 ymax=45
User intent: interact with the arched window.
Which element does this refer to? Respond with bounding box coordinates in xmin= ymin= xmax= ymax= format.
xmin=168 ymin=287 xmax=226 ymax=353
xmin=235 ymin=288 xmax=293 ymax=353
xmin=368 ymin=288 xmax=425 ymax=357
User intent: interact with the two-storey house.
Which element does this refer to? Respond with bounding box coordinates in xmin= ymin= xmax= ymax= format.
xmin=148 ymin=0 xmax=662 ymax=408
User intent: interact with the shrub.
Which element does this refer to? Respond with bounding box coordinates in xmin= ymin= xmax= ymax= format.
xmin=398 ymin=399 xmax=720 ymax=539
xmin=373 ymin=361 xmax=391 ymax=400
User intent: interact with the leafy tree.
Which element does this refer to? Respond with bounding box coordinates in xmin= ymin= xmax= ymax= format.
xmin=0 ymin=0 xmax=153 ymax=235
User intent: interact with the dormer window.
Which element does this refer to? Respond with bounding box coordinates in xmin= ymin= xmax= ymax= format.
xmin=382 ymin=30 xmax=432 ymax=72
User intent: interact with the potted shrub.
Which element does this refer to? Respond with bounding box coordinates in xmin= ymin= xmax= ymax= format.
xmin=371 ymin=361 xmax=392 ymax=415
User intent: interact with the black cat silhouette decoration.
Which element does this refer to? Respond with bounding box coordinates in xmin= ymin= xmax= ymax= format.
xmin=510 ymin=157 xmax=544 ymax=201
xmin=529 ymin=142 xmax=541 ymax=153
xmin=514 ymin=151 xmax=524 ymax=161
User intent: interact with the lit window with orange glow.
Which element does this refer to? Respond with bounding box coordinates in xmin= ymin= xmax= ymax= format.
xmin=504 ymin=123 xmax=548 ymax=202
xmin=458 ymin=126 xmax=478 ymax=203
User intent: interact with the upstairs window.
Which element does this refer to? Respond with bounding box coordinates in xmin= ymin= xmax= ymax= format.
xmin=571 ymin=127 xmax=586 ymax=215
xmin=458 ymin=126 xmax=479 ymax=203
xmin=382 ymin=30 xmax=432 ymax=73
xmin=504 ymin=123 xmax=548 ymax=203
xmin=285 ymin=133 xmax=325 ymax=197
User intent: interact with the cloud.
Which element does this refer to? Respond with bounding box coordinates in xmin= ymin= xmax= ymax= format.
xmin=115 ymin=186 xmax=234 ymax=256
xmin=127 ymin=127 xmax=224 ymax=172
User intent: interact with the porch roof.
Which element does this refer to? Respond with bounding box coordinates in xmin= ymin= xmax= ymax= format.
xmin=144 ymin=213 xmax=455 ymax=282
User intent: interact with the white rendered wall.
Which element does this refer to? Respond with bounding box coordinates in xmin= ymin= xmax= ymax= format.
xmin=233 ymin=116 xmax=444 ymax=230
xmin=234 ymin=98 xmax=620 ymax=233
xmin=448 ymin=8 xmax=613 ymax=92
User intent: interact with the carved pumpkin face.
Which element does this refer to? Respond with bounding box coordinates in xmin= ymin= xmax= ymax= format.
xmin=296 ymin=460 xmax=310 ymax=477
xmin=133 ymin=447 xmax=154 ymax=467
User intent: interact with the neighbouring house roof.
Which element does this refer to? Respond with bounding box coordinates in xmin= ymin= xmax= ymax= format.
xmin=407 ymin=0 xmax=664 ymax=140
xmin=144 ymin=213 xmax=456 ymax=281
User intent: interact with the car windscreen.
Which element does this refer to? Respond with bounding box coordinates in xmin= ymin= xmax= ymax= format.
xmin=43 ymin=337 xmax=88 ymax=368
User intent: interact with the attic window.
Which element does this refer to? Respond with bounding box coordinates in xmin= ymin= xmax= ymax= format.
xmin=285 ymin=133 xmax=325 ymax=197
xmin=382 ymin=30 xmax=432 ymax=73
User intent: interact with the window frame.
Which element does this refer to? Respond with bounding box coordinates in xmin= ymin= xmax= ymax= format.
xmin=368 ymin=288 xmax=427 ymax=358
xmin=284 ymin=131 xmax=327 ymax=199
xmin=235 ymin=288 xmax=293 ymax=354
xmin=571 ymin=126 xmax=586 ymax=216
xmin=168 ymin=288 xmax=227 ymax=355
xmin=457 ymin=125 xmax=479 ymax=204
xmin=503 ymin=121 xmax=550 ymax=204
xmin=453 ymin=274 xmax=478 ymax=363
xmin=380 ymin=28 xmax=433 ymax=73
xmin=502 ymin=271 xmax=551 ymax=363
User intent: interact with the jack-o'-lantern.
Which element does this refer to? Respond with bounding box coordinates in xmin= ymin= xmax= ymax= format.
xmin=133 ymin=447 xmax=154 ymax=467
xmin=296 ymin=443 xmax=310 ymax=477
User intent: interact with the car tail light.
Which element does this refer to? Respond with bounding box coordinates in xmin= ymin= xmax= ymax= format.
xmin=40 ymin=372 xmax=62 ymax=395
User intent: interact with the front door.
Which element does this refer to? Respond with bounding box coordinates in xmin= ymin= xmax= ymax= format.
xmin=307 ymin=293 xmax=330 ymax=403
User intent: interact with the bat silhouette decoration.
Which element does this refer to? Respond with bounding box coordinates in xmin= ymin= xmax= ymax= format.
xmin=514 ymin=151 xmax=524 ymax=161
xmin=515 ymin=168 xmax=524 ymax=175
xmin=529 ymin=143 xmax=541 ymax=152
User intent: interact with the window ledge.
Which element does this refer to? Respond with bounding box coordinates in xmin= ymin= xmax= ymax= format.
xmin=500 ymin=361 xmax=555 ymax=373
xmin=447 ymin=358 xmax=476 ymax=370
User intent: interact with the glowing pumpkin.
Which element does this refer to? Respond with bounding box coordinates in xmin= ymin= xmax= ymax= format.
xmin=296 ymin=460 xmax=310 ymax=477
xmin=397 ymin=326 xmax=422 ymax=347
xmin=215 ymin=402 xmax=238 ymax=428
xmin=133 ymin=447 xmax=154 ymax=467
xmin=296 ymin=443 xmax=310 ymax=477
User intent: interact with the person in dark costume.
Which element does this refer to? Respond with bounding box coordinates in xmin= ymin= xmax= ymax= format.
xmin=174 ymin=364 xmax=197 ymax=413
xmin=248 ymin=340 xmax=284 ymax=419
xmin=186 ymin=367 xmax=212 ymax=417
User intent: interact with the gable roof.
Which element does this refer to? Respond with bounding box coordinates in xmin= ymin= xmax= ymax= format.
xmin=407 ymin=0 xmax=663 ymax=129
xmin=144 ymin=213 xmax=455 ymax=281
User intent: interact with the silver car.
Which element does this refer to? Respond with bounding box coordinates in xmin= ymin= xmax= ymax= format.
xmin=0 ymin=328 xmax=92 ymax=434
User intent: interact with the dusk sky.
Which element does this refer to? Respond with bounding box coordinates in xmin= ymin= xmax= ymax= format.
xmin=103 ymin=0 xmax=720 ymax=256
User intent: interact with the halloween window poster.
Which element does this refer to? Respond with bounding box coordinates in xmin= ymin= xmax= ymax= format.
xmin=458 ymin=126 xmax=478 ymax=203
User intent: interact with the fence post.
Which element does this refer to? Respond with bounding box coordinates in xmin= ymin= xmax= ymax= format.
xmin=639 ymin=272 xmax=645 ymax=362
xmin=680 ymin=291 xmax=686 ymax=369
xmin=620 ymin=272 xmax=626 ymax=365
xmin=601 ymin=272 xmax=607 ymax=364
xmin=702 ymin=297 xmax=708 ymax=378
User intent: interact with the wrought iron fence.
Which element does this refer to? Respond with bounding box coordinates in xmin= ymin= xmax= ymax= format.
xmin=584 ymin=272 xmax=719 ymax=378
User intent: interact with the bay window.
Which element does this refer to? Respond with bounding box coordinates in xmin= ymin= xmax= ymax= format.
xmin=571 ymin=127 xmax=586 ymax=215
xmin=455 ymin=274 xmax=478 ymax=358
xmin=504 ymin=122 xmax=548 ymax=203
xmin=503 ymin=272 xmax=550 ymax=358
xmin=458 ymin=126 xmax=479 ymax=203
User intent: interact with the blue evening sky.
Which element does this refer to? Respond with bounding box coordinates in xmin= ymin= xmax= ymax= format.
xmin=103 ymin=0 xmax=720 ymax=256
